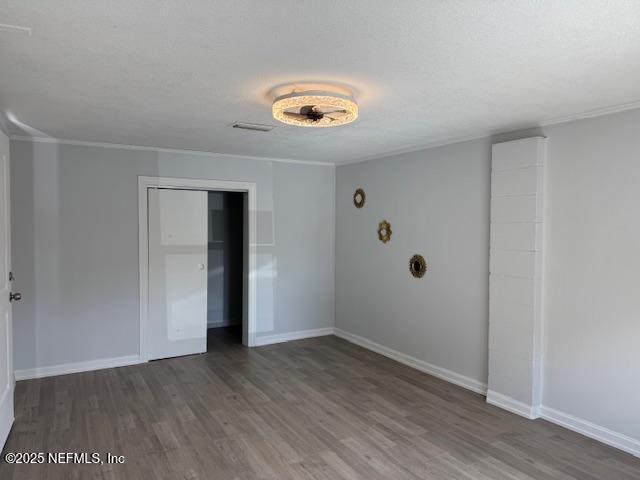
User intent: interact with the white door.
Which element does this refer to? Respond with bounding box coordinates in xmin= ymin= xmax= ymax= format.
xmin=0 ymin=131 xmax=15 ymax=449
xmin=148 ymin=188 xmax=208 ymax=360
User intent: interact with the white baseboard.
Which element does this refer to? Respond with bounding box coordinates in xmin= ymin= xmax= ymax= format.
xmin=333 ymin=328 xmax=639 ymax=458
xmin=255 ymin=327 xmax=335 ymax=346
xmin=333 ymin=328 xmax=487 ymax=395
xmin=486 ymin=390 xmax=540 ymax=419
xmin=540 ymin=406 xmax=640 ymax=458
xmin=485 ymin=392 xmax=640 ymax=457
xmin=15 ymin=328 xmax=335 ymax=379
xmin=8 ymin=332 xmax=638 ymax=459
xmin=14 ymin=355 xmax=142 ymax=381
xmin=0 ymin=385 xmax=14 ymax=451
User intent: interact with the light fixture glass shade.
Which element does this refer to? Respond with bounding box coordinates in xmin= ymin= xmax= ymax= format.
xmin=272 ymin=91 xmax=358 ymax=127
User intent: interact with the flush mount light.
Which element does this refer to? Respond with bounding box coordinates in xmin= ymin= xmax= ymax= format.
xmin=272 ymin=90 xmax=358 ymax=128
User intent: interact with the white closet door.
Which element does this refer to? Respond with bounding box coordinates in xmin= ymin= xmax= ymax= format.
xmin=148 ymin=188 xmax=208 ymax=360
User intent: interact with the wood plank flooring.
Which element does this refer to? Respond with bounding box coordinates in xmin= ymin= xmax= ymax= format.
xmin=2 ymin=335 xmax=639 ymax=479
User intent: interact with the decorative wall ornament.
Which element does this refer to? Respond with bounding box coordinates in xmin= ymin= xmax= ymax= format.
xmin=353 ymin=188 xmax=366 ymax=208
xmin=409 ymin=254 xmax=427 ymax=278
xmin=377 ymin=220 xmax=392 ymax=244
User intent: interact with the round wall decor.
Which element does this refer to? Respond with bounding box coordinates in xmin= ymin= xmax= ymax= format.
xmin=378 ymin=220 xmax=392 ymax=243
xmin=409 ymin=254 xmax=427 ymax=278
xmin=353 ymin=188 xmax=366 ymax=208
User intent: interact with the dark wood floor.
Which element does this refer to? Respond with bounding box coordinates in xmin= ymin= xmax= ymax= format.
xmin=2 ymin=335 xmax=639 ymax=479
xmin=207 ymin=325 xmax=242 ymax=351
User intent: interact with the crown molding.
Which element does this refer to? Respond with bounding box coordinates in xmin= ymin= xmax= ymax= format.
xmin=9 ymin=135 xmax=335 ymax=168
xmin=539 ymin=99 xmax=640 ymax=127
xmin=10 ymin=99 xmax=640 ymax=168
xmin=339 ymin=100 xmax=640 ymax=166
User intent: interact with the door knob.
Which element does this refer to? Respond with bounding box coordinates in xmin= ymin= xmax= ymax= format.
xmin=9 ymin=292 xmax=21 ymax=302
xmin=198 ymin=263 xmax=205 ymax=270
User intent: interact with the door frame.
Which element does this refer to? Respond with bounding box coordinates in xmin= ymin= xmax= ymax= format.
xmin=138 ymin=176 xmax=257 ymax=361
xmin=0 ymin=132 xmax=13 ymax=450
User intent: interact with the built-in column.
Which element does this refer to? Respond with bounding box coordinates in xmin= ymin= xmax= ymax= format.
xmin=487 ymin=137 xmax=546 ymax=418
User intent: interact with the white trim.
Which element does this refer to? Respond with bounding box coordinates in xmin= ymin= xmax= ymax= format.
xmin=486 ymin=390 xmax=540 ymax=419
xmin=339 ymin=101 xmax=640 ymax=166
xmin=11 ymin=100 xmax=640 ymax=168
xmin=139 ymin=176 xmax=258 ymax=359
xmin=539 ymin=99 xmax=640 ymax=127
xmin=0 ymin=384 xmax=13 ymax=450
xmin=333 ymin=328 xmax=487 ymax=395
xmin=254 ymin=328 xmax=334 ymax=346
xmin=9 ymin=135 xmax=334 ymax=167
xmin=540 ymin=406 xmax=640 ymax=458
xmin=0 ymin=132 xmax=13 ymax=451
xmin=14 ymin=355 xmax=141 ymax=381
xmin=333 ymin=328 xmax=639 ymax=458
xmin=484 ymin=394 xmax=640 ymax=457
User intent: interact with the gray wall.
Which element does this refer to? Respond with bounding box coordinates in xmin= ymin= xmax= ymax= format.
xmin=11 ymin=107 xmax=640 ymax=444
xmin=335 ymin=138 xmax=492 ymax=386
xmin=542 ymin=108 xmax=640 ymax=441
xmin=11 ymin=140 xmax=335 ymax=370
xmin=336 ymin=107 xmax=640 ymax=443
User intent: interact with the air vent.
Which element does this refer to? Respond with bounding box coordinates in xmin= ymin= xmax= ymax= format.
xmin=232 ymin=122 xmax=275 ymax=132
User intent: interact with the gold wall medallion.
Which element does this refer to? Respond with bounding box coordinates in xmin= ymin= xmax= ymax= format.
xmin=353 ymin=188 xmax=366 ymax=208
xmin=409 ymin=254 xmax=427 ymax=278
xmin=378 ymin=220 xmax=392 ymax=243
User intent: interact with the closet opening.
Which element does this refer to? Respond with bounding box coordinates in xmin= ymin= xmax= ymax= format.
xmin=206 ymin=191 xmax=245 ymax=351
xmin=141 ymin=176 xmax=255 ymax=362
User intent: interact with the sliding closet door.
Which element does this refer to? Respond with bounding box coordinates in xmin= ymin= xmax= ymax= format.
xmin=148 ymin=188 xmax=208 ymax=360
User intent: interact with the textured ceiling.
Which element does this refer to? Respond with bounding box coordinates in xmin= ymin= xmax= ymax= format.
xmin=1 ymin=1 xmax=640 ymax=164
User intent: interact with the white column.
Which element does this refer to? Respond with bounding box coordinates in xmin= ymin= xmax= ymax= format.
xmin=487 ymin=137 xmax=546 ymax=419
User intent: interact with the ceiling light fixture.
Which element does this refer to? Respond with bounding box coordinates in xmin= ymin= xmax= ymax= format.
xmin=272 ymin=88 xmax=358 ymax=128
